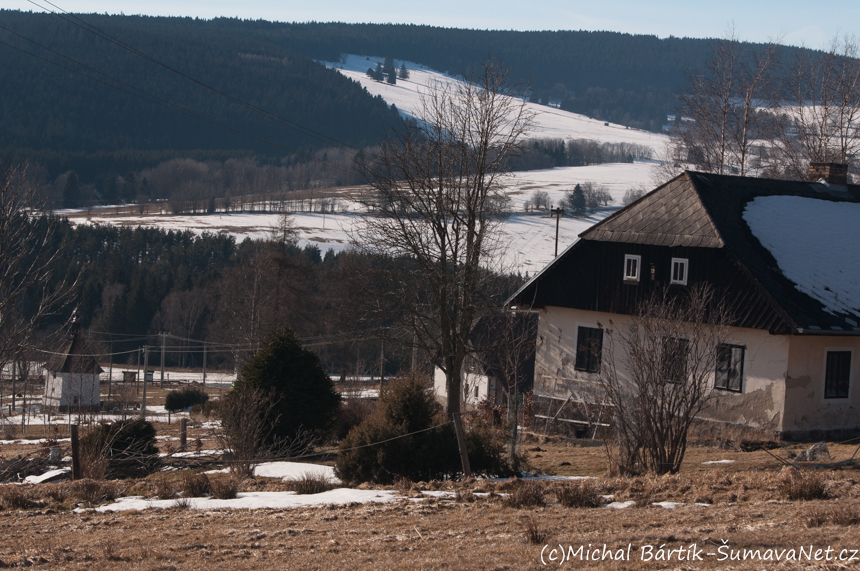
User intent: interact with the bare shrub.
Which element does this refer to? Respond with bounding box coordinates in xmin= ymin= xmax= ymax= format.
xmin=181 ymin=472 xmax=211 ymax=498
xmin=283 ymin=472 xmax=336 ymax=495
xmin=210 ymin=476 xmax=240 ymax=499
xmin=217 ymin=387 xmax=316 ymax=478
xmin=522 ymin=517 xmax=549 ymax=544
xmin=0 ymin=485 xmax=32 ymax=509
xmin=556 ymin=480 xmax=601 ymax=508
xmin=70 ymin=479 xmax=118 ymax=505
xmin=456 ymin=490 xmax=476 ymax=503
xmin=597 ymin=285 xmax=731 ymax=475
xmin=504 ymin=480 xmax=546 ymax=508
xmin=778 ymin=469 xmax=828 ymax=501
xmin=830 ymin=505 xmax=860 ymax=526
xmin=153 ymin=476 xmax=176 ymax=500
xmin=44 ymin=482 xmax=70 ymax=504
xmin=171 ymin=497 xmax=192 ymax=510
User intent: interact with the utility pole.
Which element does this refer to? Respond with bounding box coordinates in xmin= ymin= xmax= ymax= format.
xmin=160 ymin=332 xmax=166 ymax=388
xmin=551 ymin=207 xmax=565 ymax=257
xmin=202 ymin=342 xmax=207 ymax=387
xmin=378 ymin=338 xmax=385 ymax=395
xmin=141 ymin=345 xmax=149 ymax=419
xmin=108 ymin=335 xmax=113 ymax=400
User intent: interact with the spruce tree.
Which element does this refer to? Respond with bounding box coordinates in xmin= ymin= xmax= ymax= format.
xmin=235 ymin=326 xmax=341 ymax=444
xmin=568 ymin=183 xmax=586 ymax=215
xmin=398 ymin=62 xmax=410 ymax=80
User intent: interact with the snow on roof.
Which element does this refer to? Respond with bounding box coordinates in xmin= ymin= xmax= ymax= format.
xmin=743 ymin=195 xmax=860 ymax=318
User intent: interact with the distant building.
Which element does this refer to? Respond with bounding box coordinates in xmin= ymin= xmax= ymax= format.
xmin=508 ymin=164 xmax=860 ymax=439
xmin=43 ymin=312 xmax=103 ymax=411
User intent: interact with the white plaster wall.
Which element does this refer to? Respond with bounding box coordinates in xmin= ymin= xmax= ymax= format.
xmin=783 ymin=335 xmax=860 ymax=433
xmin=42 ymin=369 xmax=100 ymax=408
xmin=535 ymin=306 xmax=790 ymax=431
xmin=432 ymin=366 xmax=496 ymax=409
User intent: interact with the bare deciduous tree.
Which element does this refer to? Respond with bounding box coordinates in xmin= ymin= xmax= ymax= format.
xmin=597 ymin=285 xmax=730 ymax=475
xmin=774 ymin=35 xmax=860 ymax=179
xmin=354 ymin=59 xmax=534 ymax=474
xmin=0 ymin=163 xmax=76 ymax=375
xmin=675 ymin=30 xmax=780 ymax=177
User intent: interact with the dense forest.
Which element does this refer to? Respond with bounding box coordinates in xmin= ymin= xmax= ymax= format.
xmin=0 ymin=10 xmax=800 ymax=192
xmin=0 ymin=11 xmax=402 ymax=182
xmin=25 ymin=218 xmax=522 ymax=376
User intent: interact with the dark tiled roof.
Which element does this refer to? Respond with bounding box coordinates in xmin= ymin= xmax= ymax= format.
xmin=45 ymin=330 xmax=103 ymax=374
xmin=582 ymin=176 xmax=724 ymax=248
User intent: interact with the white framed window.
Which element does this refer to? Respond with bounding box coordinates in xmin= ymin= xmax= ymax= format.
xmin=671 ymin=257 xmax=688 ymax=285
xmin=624 ymin=254 xmax=641 ymax=282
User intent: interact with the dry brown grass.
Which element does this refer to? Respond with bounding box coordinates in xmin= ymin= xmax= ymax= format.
xmin=69 ymin=479 xmax=121 ymax=506
xmin=504 ymin=480 xmax=546 ymax=508
xmin=0 ymin=485 xmax=32 ymax=509
xmin=555 ymin=479 xmax=602 ymax=508
xmin=777 ymin=468 xmax=829 ymax=501
xmin=282 ymin=472 xmax=336 ymax=495
xmin=181 ymin=472 xmax=212 ymax=497
xmin=522 ymin=516 xmax=549 ymax=544
xmin=210 ymin=475 xmax=240 ymax=499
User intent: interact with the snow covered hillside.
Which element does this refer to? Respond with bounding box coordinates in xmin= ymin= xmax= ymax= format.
xmin=324 ymin=55 xmax=669 ymax=155
xmin=70 ymin=161 xmax=653 ymax=275
xmin=66 ymin=57 xmax=669 ymax=277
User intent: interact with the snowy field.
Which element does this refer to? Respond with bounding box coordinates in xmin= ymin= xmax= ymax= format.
xmin=325 ymin=55 xmax=669 ymax=156
xmin=63 ymin=57 xmax=669 ymax=275
xmin=70 ymin=162 xmax=654 ymax=275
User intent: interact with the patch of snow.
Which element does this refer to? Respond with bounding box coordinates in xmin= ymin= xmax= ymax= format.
xmin=702 ymin=459 xmax=735 ymax=464
xmin=82 ymin=489 xmax=400 ymax=513
xmin=253 ymin=461 xmax=337 ymax=482
xmin=23 ymin=468 xmax=70 ymax=484
xmin=604 ymin=500 xmax=636 ymax=509
xmin=744 ymin=196 xmax=860 ymax=317
xmin=420 ymin=491 xmax=457 ymax=498
xmin=652 ymin=501 xmax=684 ymax=509
xmin=203 ymin=461 xmax=337 ymax=482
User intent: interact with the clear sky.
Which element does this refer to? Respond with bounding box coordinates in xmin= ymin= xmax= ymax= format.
xmin=2 ymin=0 xmax=858 ymax=48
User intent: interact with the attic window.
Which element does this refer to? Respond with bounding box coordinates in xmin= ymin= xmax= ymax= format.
xmin=624 ymin=255 xmax=641 ymax=282
xmin=671 ymin=258 xmax=688 ymax=285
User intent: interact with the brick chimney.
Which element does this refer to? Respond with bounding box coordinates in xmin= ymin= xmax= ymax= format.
xmin=808 ymin=162 xmax=848 ymax=185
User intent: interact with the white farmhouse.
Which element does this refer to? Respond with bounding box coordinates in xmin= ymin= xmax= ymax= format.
xmin=43 ymin=314 xmax=103 ymax=411
xmin=507 ymin=165 xmax=860 ymax=439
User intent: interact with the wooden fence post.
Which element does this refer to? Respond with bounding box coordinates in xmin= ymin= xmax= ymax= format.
xmin=70 ymin=424 xmax=81 ymax=480
xmin=180 ymin=418 xmax=187 ymax=451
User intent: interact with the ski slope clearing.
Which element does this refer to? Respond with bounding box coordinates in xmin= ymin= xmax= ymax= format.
xmin=325 ymin=55 xmax=669 ymax=155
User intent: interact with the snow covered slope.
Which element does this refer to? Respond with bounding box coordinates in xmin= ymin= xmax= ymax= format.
xmin=71 ymin=161 xmax=653 ymax=275
xmin=324 ymin=55 xmax=669 ymax=155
